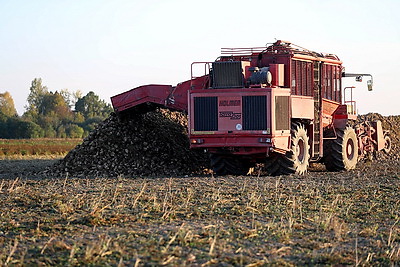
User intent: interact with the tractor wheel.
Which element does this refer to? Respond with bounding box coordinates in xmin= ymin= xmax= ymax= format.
xmin=264 ymin=123 xmax=310 ymax=176
xmin=324 ymin=127 xmax=358 ymax=171
xmin=383 ymin=135 xmax=391 ymax=154
xmin=264 ymin=153 xmax=281 ymax=176
xmin=280 ymin=123 xmax=310 ymax=175
xmin=210 ymin=154 xmax=250 ymax=176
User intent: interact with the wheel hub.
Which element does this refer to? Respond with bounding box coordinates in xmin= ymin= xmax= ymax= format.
xmin=296 ymin=139 xmax=305 ymax=163
xmin=346 ymin=139 xmax=355 ymax=159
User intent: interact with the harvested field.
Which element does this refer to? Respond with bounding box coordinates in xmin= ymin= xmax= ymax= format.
xmin=0 ymin=112 xmax=399 ymax=265
xmin=0 ymin=161 xmax=399 ymax=265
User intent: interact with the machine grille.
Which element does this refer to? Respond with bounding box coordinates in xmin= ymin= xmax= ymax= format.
xmin=275 ymin=96 xmax=290 ymax=130
xmin=194 ymin=97 xmax=218 ymax=131
xmin=242 ymin=96 xmax=267 ymax=130
xmin=212 ymin=61 xmax=244 ymax=89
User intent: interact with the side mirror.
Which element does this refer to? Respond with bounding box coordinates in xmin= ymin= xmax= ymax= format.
xmin=367 ymin=80 xmax=373 ymax=91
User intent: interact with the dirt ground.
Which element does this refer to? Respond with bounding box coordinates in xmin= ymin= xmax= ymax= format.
xmin=0 ymin=158 xmax=55 ymax=179
xmin=0 ymin=156 xmax=399 ymax=266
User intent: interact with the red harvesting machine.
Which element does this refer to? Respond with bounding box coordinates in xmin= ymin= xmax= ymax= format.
xmin=111 ymin=40 xmax=391 ymax=175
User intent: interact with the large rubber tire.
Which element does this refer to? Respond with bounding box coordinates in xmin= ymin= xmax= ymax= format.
xmin=264 ymin=153 xmax=281 ymax=176
xmin=264 ymin=123 xmax=310 ymax=176
xmin=210 ymin=154 xmax=250 ymax=176
xmin=383 ymin=135 xmax=391 ymax=154
xmin=324 ymin=127 xmax=358 ymax=171
xmin=281 ymin=123 xmax=310 ymax=175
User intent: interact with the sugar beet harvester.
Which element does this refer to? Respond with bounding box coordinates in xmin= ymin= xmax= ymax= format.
xmin=111 ymin=40 xmax=391 ymax=176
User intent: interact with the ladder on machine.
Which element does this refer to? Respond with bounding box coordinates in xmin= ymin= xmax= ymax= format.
xmin=312 ymin=62 xmax=322 ymax=159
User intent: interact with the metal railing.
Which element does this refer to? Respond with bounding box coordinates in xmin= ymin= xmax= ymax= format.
xmin=221 ymin=47 xmax=267 ymax=55
xmin=190 ymin=62 xmax=211 ymax=89
xmin=343 ymin=86 xmax=357 ymax=115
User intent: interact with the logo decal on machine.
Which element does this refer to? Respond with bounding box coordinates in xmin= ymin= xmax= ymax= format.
xmin=219 ymin=100 xmax=240 ymax=106
xmin=219 ymin=111 xmax=241 ymax=120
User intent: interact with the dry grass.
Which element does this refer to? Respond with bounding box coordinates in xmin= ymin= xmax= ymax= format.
xmin=0 ymin=158 xmax=399 ymax=266
xmin=0 ymin=139 xmax=81 ymax=157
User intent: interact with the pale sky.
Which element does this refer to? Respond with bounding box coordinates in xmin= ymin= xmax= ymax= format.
xmin=1 ymin=0 xmax=399 ymax=115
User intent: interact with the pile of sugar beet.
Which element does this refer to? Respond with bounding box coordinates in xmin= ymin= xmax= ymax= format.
xmin=46 ymin=109 xmax=400 ymax=177
xmin=46 ymin=109 xmax=210 ymax=177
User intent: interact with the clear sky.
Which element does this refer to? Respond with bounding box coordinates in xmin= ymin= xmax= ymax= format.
xmin=1 ymin=0 xmax=399 ymax=115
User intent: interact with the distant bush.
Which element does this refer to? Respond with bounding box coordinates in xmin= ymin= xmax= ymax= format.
xmin=66 ymin=124 xmax=84 ymax=138
xmin=0 ymin=117 xmax=44 ymax=139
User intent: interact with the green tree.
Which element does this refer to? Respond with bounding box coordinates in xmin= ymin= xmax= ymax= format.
xmin=43 ymin=125 xmax=56 ymax=138
xmin=20 ymin=79 xmax=112 ymax=138
xmin=38 ymin=91 xmax=71 ymax=117
xmin=73 ymin=112 xmax=85 ymax=124
xmin=25 ymin=121 xmax=44 ymax=138
xmin=0 ymin=117 xmax=43 ymax=139
xmin=0 ymin=92 xmax=17 ymax=117
xmin=26 ymin=78 xmax=48 ymax=114
xmin=26 ymin=89 xmax=74 ymax=138
xmin=81 ymin=116 xmax=104 ymax=136
xmin=60 ymin=88 xmax=82 ymax=109
xmin=75 ymin=91 xmax=112 ymax=120
xmin=66 ymin=124 xmax=84 ymax=138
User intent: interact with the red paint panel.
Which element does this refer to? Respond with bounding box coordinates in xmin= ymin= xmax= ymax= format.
xmin=291 ymin=96 xmax=314 ymax=119
xmin=111 ymin=84 xmax=172 ymax=112
xmin=269 ymin=64 xmax=285 ymax=87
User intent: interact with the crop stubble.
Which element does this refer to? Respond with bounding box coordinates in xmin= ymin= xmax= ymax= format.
xmin=0 ymin=165 xmax=399 ymax=266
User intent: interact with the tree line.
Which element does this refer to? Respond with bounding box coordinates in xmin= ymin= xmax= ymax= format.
xmin=0 ymin=78 xmax=113 ymax=139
